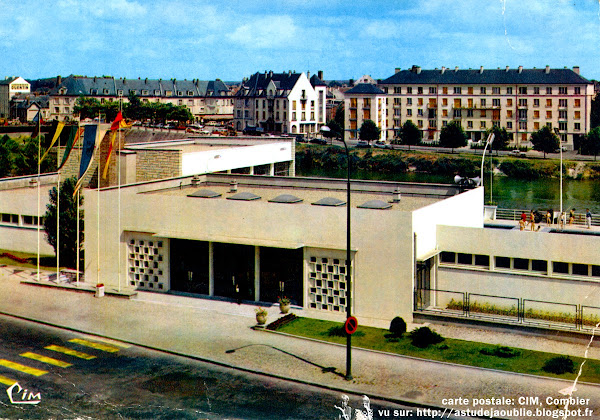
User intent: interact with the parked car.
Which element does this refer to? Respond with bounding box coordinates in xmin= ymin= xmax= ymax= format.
xmin=509 ymin=149 xmax=526 ymax=157
xmin=374 ymin=140 xmax=391 ymax=149
xmin=295 ymin=135 xmax=307 ymax=143
xmin=309 ymin=138 xmax=328 ymax=145
xmin=356 ymin=140 xmax=371 ymax=148
xmin=243 ymin=126 xmax=264 ymax=136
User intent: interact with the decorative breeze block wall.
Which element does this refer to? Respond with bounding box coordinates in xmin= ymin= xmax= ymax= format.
xmin=127 ymin=234 xmax=168 ymax=292
xmin=307 ymin=255 xmax=352 ymax=312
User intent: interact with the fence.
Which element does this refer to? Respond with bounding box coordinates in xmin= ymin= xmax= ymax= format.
xmin=495 ymin=208 xmax=597 ymax=227
xmin=415 ymin=288 xmax=600 ymax=332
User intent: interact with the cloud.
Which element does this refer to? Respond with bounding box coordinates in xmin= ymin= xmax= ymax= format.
xmin=228 ymin=16 xmax=298 ymax=48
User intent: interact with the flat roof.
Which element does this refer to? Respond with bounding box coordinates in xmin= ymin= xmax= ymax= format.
xmin=125 ymin=138 xmax=291 ymax=153
xmin=141 ymin=174 xmax=455 ymax=212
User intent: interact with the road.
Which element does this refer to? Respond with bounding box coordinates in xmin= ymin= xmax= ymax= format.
xmin=0 ymin=315 xmax=466 ymax=419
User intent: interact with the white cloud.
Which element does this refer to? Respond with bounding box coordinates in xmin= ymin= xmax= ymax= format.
xmin=228 ymin=16 xmax=298 ymax=48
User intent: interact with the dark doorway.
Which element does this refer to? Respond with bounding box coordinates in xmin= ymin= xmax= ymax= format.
xmin=213 ymin=243 xmax=255 ymax=301
xmin=170 ymin=239 xmax=209 ymax=295
xmin=416 ymin=257 xmax=433 ymax=308
xmin=259 ymin=247 xmax=303 ymax=306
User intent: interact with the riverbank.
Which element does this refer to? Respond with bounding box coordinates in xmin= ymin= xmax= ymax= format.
xmin=295 ymin=145 xmax=600 ymax=212
xmin=296 ymin=145 xmax=600 ymax=180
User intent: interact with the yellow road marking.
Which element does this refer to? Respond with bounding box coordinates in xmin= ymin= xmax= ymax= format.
xmin=0 ymin=375 xmax=16 ymax=386
xmin=45 ymin=345 xmax=96 ymax=360
xmin=0 ymin=359 xmax=47 ymax=377
xmin=68 ymin=338 xmax=120 ymax=353
xmin=81 ymin=336 xmax=131 ymax=349
xmin=20 ymin=352 xmax=72 ymax=368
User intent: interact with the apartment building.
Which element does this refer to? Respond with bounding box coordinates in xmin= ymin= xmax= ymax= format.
xmin=233 ymin=70 xmax=327 ymax=135
xmin=378 ymin=65 xmax=594 ymax=149
xmin=43 ymin=75 xmax=233 ymax=122
xmin=0 ymin=77 xmax=30 ymax=119
xmin=343 ymin=83 xmax=387 ymax=141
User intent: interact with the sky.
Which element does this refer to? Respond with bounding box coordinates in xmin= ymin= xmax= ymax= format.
xmin=1 ymin=0 xmax=600 ymax=82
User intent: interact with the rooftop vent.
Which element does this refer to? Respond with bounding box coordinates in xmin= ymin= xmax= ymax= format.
xmin=269 ymin=194 xmax=303 ymax=204
xmin=311 ymin=197 xmax=346 ymax=207
xmin=230 ymin=181 xmax=238 ymax=193
xmin=391 ymin=188 xmax=402 ymax=203
xmin=357 ymin=200 xmax=392 ymax=210
xmin=191 ymin=175 xmax=200 ymax=186
xmin=227 ymin=192 xmax=261 ymax=201
xmin=187 ymin=189 xmax=221 ymax=198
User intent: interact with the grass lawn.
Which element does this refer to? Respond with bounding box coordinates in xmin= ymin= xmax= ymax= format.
xmin=275 ymin=317 xmax=600 ymax=384
xmin=0 ymin=249 xmax=58 ymax=270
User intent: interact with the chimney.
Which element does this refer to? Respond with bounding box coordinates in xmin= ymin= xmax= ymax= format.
xmin=573 ymin=66 xmax=580 ymax=75
xmin=545 ymin=65 xmax=550 ymax=74
xmin=230 ymin=180 xmax=238 ymax=193
xmin=318 ymin=70 xmax=323 ymax=80
xmin=505 ymin=66 xmax=510 ymax=72
xmin=307 ymin=71 xmax=310 ymax=78
xmin=479 ymin=66 xmax=484 ymax=74
xmin=441 ymin=66 xmax=446 ymax=74
xmin=454 ymin=66 xmax=459 ymax=73
xmin=416 ymin=66 xmax=421 ymax=74
xmin=518 ymin=66 xmax=523 ymax=73
xmin=56 ymin=75 xmax=62 ymax=86
xmin=395 ymin=67 xmax=401 ymax=74
xmin=269 ymin=70 xmax=273 ymax=77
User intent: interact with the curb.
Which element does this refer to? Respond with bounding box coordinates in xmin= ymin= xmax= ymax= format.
xmin=259 ymin=320 xmax=600 ymax=389
xmin=0 ymin=309 xmax=495 ymax=418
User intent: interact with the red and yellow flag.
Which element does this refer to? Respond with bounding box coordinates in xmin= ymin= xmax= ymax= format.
xmin=102 ymin=112 xmax=131 ymax=179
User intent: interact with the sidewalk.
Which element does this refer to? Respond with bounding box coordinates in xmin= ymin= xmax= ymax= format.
xmin=1 ymin=265 xmax=599 ymax=419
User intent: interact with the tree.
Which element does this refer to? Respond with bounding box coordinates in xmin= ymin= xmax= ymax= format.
xmin=334 ymin=103 xmax=344 ymax=130
xmin=359 ymin=119 xmax=380 ymax=143
xmin=43 ymin=177 xmax=84 ymax=269
xmin=591 ymin=91 xmax=600 ymax=129
xmin=167 ymin=105 xmax=193 ymax=123
xmin=0 ymin=135 xmax=19 ymax=178
xmin=399 ymin=120 xmax=422 ymax=150
xmin=580 ymin=126 xmax=600 ymax=160
xmin=13 ymin=136 xmax=57 ymax=176
xmin=530 ymin=125 xmax=559 ymax=158
xmin=324 ymin=119 xmax=342 ymax=140
xmin=486 ymin=126 xmax=510 ymax=152
xmin=73 ymin=96 xmax=102 ymax=120
xmin=439 ymin=121 xmax=467 ymax=152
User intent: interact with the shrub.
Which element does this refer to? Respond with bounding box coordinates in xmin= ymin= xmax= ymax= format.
xmin=409 ymin=327 xmax=444 ymax=348
xmin=542 ymin=356 xmax=576 ymax=375
xmin=389 ymin=317 xmax=407 ymax=337
xmin=326 ymin=325 xmax=364 ymax=338
xmin=480 ymin=346 xmax=521 ymax=358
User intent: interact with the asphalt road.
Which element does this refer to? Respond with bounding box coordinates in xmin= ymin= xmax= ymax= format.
xmin=0 ymin=315 xmax=467 ymax=420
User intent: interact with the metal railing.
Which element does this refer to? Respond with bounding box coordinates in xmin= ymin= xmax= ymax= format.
xmin=494 ymin=208 xmax=597 ymax=227
xmin=415 ymin=288 xmax=600 ymax=332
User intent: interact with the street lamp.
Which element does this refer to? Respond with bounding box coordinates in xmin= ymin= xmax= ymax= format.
xmin=554 ymin=128 xmax=563 ymax=215
xmin=480 ymin=133 xmax=495 ymax=204
xmin=321 ymin=126 xmax=352 ymax=380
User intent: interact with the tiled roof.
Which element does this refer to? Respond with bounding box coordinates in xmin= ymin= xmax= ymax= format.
xmin=309 ymin=74 xmax=327 ymax=87
xmin=236 ymin=71 xmax=302 ymax=97
xmin=345 ymin=83 xmax=385 ymax=95
xmin=380 ymin=67 xmax=592 ymax=85
xmin=0 ymin=77 xmax=18 ymax=85
xmin=45 ymin=75 xmax=230 ymax=97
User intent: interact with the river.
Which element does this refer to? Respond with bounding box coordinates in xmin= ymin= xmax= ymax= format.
xmin=296 ymin=168 xmax=600 ymax=213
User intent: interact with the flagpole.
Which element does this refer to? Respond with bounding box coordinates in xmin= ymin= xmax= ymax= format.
xmin=36 ymin=115 xmax=40 ymax=281
xmin=76 ymin=122 xmax=81 ymax=287
xmin=97 ymin=125 xmax=101 ymax=288
xmin=57 ymin=134 xmax=60 ymax=282
xmin=118 ymin=100 xmax=122 ymax=292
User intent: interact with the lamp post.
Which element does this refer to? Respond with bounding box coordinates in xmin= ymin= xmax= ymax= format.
xmin=480 ymin=133 xmax=495 ymax=204
xmin=321 ymin=126 xmax=352 ymax=380
xmin=554 ymin=128 xmax=563 ymax=215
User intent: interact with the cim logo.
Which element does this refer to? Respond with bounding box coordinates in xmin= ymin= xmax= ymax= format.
xmin=6 ymin=382 xmax=41 ymax=405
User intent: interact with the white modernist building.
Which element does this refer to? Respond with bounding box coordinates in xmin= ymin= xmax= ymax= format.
xmin=85 ymin=174 xmax=480 ymax=326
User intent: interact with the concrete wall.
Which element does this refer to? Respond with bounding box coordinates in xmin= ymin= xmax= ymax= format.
xmin=436 ymin=225 xmax=600 ymax=309
xmin=0 ymin=175 xmax=56 ymax=255
xmin=412 ymin=187 xmax=483 ymax=259
xmin=181 ymin=142 xmax=292 ymax=176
